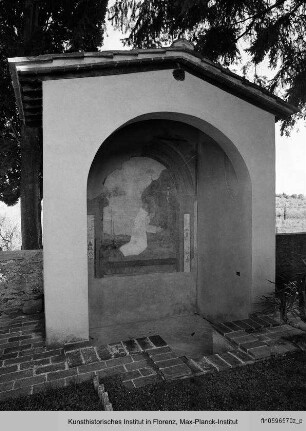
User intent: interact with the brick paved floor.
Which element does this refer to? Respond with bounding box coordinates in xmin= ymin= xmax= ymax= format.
xmin=0 ymin=311 xmax=305 ymax=402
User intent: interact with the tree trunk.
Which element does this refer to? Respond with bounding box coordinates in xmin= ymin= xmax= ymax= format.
xmin=20 ymin=125 xmax=42 ymax=249
xmin=18 ymin=2 xmax=42 ymax=249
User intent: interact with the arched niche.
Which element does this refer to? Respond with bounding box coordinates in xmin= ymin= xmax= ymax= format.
xmin=87 ymin=117 xmax=252 ymax=328
xmin=87 ymin=120 xmax=197 ymax=278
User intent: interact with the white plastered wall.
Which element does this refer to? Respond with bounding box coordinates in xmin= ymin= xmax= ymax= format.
xmin=43 ymin=69 xmax=275 ymax=343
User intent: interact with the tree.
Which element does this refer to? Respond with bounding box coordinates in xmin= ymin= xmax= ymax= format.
xmin=0 ymin=215 xmax=21 ymax=250
xmin=0 ymin=0 xmax=108 ymax=249
xmin=110 ymin=0 xmax=305 ymax=132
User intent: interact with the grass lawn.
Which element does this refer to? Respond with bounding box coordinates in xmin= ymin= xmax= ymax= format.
xmin=103 ymin=351 xmax=306 ymax=411
xmin=0 ymin=381 xmax=101 ymax=411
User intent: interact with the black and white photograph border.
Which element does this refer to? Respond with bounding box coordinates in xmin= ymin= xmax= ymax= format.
xmin=0 ymin=1 xmax=306 ymax=430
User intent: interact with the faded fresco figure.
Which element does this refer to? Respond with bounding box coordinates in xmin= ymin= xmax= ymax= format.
xmin=120 ymin=204 xmax=162 ymax=256
xmin=97 ymin=157 xmax=179 ymax=275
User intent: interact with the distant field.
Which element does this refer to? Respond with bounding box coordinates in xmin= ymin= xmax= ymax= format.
xmin=276 ymin=194 xmax=306 ymax=233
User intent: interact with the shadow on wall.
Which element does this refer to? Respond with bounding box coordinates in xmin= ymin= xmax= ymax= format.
xmin=276 ymin=233 xmax=306 ymax=282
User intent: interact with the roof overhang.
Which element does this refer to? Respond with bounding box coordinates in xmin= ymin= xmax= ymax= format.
xmin=8 ymin=47 xmax=299 ymax=128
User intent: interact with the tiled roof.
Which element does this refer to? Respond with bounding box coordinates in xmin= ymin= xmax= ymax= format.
xmin=8 ymin=45 xmax=298 ymax=128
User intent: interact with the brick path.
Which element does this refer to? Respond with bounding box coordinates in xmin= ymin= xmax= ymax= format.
xmin=0 ymin=312 xmax=305 ymax=402
xmin=190 ymin=313 xmax=305 ymax=374
xmin=0 ymin=313 xmax=193 ymax=400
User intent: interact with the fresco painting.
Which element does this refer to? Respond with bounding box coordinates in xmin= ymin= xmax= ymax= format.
xmin=99 ymin=157 xmax=179 ymax=275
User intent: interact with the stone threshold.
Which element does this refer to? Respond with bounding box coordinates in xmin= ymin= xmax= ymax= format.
xmin=0 ymin=312 xmax=305 ymax=403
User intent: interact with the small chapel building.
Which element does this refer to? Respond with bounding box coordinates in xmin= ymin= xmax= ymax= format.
xmin=9 ymin=40 xmax=297 ymax=344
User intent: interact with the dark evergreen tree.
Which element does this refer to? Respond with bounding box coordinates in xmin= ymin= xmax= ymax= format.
xmin=0 ymin=0 xmax=108 ymax=248
xmin=110 ymin=0 xmax=305 ymax=132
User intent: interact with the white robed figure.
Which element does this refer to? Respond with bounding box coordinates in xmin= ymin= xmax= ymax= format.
xmin=120 ymin=206 xmax=161 ymax=256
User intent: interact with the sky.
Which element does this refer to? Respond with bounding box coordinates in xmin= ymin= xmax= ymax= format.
xmin=1 ymin=19 xmax=305 ymax=228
